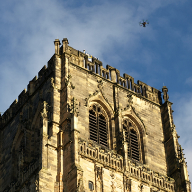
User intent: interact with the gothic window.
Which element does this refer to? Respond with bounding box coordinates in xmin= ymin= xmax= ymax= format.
xmin=123 ymin=119 xmax=140 ymax=161
xmin=89 ymin=104 xmax=108 ymax=147
xmin=88 ymin=181 xmax=94 ymax=191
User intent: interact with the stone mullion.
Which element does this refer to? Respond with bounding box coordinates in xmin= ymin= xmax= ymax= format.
xmin=95 ymin=165 xmax=103 ymax=192
xmin=123 ymin=129 xmax=129 ymax=171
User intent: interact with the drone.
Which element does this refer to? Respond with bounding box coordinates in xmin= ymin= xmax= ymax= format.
xmin=139 ymin=20 xmax=149 ymax=27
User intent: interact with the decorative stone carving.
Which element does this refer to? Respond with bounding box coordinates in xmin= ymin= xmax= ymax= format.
xmin=79 ymin=138 xmax=123 ymax=172
xmin=97 ymin=79 xmax=103 ymax=89
xmin=125 ymin=178 xmax=131 ymax=192
xmin=65 ymin=74 xmax=75 ymax=89
xmin=122 ymin=94 xmax=133 ymax=111
xmin=76 ymin=178 xmax=85 ymax=192
xmin=85 ymin=90 xmax=99 ymax=106
xmin=94 ymin=164 xmax=103 ymax=192
xmin=138 ymin=183 xmax=143 ymax=192
xmin=162 ymin=86 xmax=169 ymax=102
xmin=85 ymin=80 xmax=113 ymax=112
xmin=150 ymin=188 xmax=159 ymax=192
xmin=131 ymin=107 xmax=147 ymax=134
xmin=76 ymin=169 xmax=85 ymax=192
xmin=70 ymin=97 xmax=79 ymax=115
xmin=35 ymin=175 xmax=39 ymax=191
xmin=50 ymin=77 xmax=55 ymax=88
xmin=95 ymin=165 xmax=103 ymax=181
xmin=110 ymin=171 xmax=116 ymax=192
xmin=41 ymin=101 xmax=48 ymax=119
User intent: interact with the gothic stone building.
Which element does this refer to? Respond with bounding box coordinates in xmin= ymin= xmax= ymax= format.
xmin=0 ymin=38 xmax=191 ymax=192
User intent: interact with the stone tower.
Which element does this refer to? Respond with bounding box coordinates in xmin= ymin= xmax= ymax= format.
xmin=0 ymin=38 xmax=191 ymax=192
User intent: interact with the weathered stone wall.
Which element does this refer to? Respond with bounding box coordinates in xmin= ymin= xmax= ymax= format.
xmin=0 ymin=38 xmax=190 ymax=192
xmin=0 ymin=55 xmax=59 ymax=191
xmin=67 ymin=60 xmax=167 ymax=175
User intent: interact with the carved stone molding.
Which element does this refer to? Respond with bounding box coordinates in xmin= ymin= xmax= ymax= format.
xmin=110 ymin=171 xmax=116 ymax=192
xmin=150 ymin=188 xmax=159 ymax=192
xmin=85 ymin=90 xmax=99 ymax=106
xmin=95 ymin=165 xmax=103 ymax=181
xmin=65 ymin=74 xmax=75 ymax=89
xmin=95 ymin=164 xmax=103 ymax=192
xmin=121 ymin=94 xmax=133 ymax=112
xmin=79 ymin=138 xmax=123 ymax=172
xmin=70 ymin=97 xmax=79 ymax=115
xmin=124 ymin=177 xmax=131 ymax=192
xmin=50 ymin=77 xmax=55 ymax=88
xmin=138 ymin=183 xmax=143 ymax=192
xmin=41 ymin=101 xmax=48 ymax=119
xmin=76 ymin=178 xmax=85 ymax=192
xmin=131 ymin=107 xmax=147 ymax=134
xmin=84 ymin=80 xmax=113 ymax=113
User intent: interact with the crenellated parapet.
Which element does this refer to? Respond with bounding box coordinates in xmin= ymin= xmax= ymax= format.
xmin=0 ymin=38 xmax=163 ymax=129
xmin=0 ymin=55 xmax=57 ymax=129
xmin=53 ymin=38 xmax=162 ymax=106
xmin=1 ymin=37 xmax=190 ymax=192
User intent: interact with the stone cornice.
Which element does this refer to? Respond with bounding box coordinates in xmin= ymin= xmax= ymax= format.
xmin=69 ymin=62 xmax=161 ymax=107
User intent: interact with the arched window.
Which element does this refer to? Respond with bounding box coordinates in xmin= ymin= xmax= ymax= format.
xmin=123 ymin=119 xmax=140 ymax=161
xmin=89 ymin=104 xmax=108 ymax=147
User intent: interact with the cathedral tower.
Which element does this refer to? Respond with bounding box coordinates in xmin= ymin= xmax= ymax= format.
xmin=0 ymin=38 xmax=191 ymax=192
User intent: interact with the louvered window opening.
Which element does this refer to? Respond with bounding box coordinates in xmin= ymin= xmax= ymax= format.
xmin=89 ymin=110 xmax=97 ymax=142
xmin=130 ymin=130 xmax=140 ymax=161
xmin=124 ymin=121 xmax=140 ymax=161
xmin=89 ymin=106 xmax=107 ymax=147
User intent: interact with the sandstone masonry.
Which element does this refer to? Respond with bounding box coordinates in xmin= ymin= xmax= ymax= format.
xmin=0 ymin=38 xmax=191 ymax=192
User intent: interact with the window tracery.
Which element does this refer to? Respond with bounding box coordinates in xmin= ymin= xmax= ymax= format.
xmin=89 ymin=104 xmax=108 ymax=147
xmin=123 ymin=119 xmax=140 ymax=161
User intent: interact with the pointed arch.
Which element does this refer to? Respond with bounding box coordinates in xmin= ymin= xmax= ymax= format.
xmin=121 ymin=107 xmax=146 ymax=135
xmin=89 ymin=104 xmax=108 ymax=147
xmin=88 ymin=92 xmax=114 ymax=149
xmin=122 ymin=107 xmax=146 ymax=163
xmin=87 ymin=91 xmax=114 ymax=118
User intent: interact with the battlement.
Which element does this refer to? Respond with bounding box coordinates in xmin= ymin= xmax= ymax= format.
xmin=1 ymin=38 xmax=189 ymax=192
xmin=0 ymin=56 xmax=56 ymax=129
xmin=57 ymin=38 xmax=162 ymax=105
xmin=0 ymin=38 xmax=163 ymax=128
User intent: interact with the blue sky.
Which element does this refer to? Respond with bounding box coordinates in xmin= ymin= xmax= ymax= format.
xmin=0 ymin=0 xmax=192 ymax=182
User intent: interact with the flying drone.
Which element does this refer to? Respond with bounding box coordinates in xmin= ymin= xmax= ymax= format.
xmin=139 ymin=20 xmax=149 ymax=27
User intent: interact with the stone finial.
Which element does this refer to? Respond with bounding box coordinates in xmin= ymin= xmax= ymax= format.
xmin=162 ymin=86 xmax=169 ymax=102
xmin=62 ymin=38 xmax=69 ymax=53
xmin=54 ymin=39 xmax=61 ymax=55
xmin=41 ymin=101 xmax=48 ymax=118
